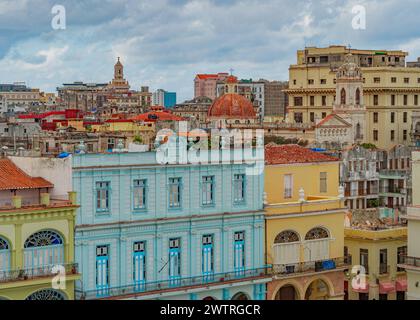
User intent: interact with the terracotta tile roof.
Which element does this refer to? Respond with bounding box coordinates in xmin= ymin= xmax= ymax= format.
xmin=315 ymin=114 xmax=351 ymax=127
xmin=196 ymin=74 xmax=218 ymax=80
xmin=0 ymin=158 xmax=54 ymax=190
xmin=265 ymin=144 xmax=338 ymax=165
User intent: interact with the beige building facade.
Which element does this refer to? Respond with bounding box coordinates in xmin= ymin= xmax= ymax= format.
xmin=286 ymin=45 xmax=420 ymax=149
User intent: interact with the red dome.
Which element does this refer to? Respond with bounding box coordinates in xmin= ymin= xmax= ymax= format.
xmin=208 ymin=93 xmax=256 ymax=118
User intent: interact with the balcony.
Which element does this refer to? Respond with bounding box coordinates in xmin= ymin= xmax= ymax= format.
xmin=272 ymin=257 xmax=350 ymax=276
xmin=0 ymin=263 xmax=79 ymax=284
xmin=75 ymin=266 xmax=272 ymax=300
xmin=379 ymin=170 xmax=408 ymax=179
xmin=0 ymin=193 xmax=77 ymax=211
xmin=398 ymin=256 xmax=420 ymax=270
xmin=379 ymin=187 xmax=405 ymax=195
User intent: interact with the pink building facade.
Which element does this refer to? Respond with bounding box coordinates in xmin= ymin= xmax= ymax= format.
xmin=194 ymin=73 xmax=229 ymax=100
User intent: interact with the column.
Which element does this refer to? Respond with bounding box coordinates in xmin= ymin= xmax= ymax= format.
xmin=14 ymin=223 xmax=23 ymax=269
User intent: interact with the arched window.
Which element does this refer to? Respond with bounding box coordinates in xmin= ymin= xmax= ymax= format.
xmin=273 ymin=230 xmax=301 ymax=267
xmin=25 ymin=289 xmax=66 ymax=300
xmin=305 ymin=227 xmax=329 ymax=240
xmin=24 ymin=230 xmax=63 ymax=247
xmin=355 ymin=88 xmax=360 ymax=105
xmin=340 ymin=88 xmax=346 ymax=105
xmin=231 ymin=292 xmax=250 ymax=300
xmin=0 ymin=237 xmax=10 ymax=272
xmin=23 ymin=230 xmax=64 ymax=271
xmin=274 ymin=230 xmax=300 ymax=243
xmin=304 ymin=227 xmax=330 ymax=262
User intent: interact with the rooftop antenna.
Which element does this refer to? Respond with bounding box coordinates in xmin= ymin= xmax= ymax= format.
xmin=229 ymin=68 xmax=234 ymax=76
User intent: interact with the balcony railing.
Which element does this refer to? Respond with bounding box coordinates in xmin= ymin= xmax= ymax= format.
xmin=398 ymin=256 xmax=420 ymax=268
xmin=0 ymin=263 xmax=78 ymax=283
xmin=272 ymin=256 xmax=350 ymax=276
xmin=379 ymin=187 xmax=405 ymax=194
xmin=76 ymin=266 xmax=272 ymax=300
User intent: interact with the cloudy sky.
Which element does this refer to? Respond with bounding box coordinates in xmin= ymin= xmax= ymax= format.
xmin=0 ymin=0 xmax=420 ymax=102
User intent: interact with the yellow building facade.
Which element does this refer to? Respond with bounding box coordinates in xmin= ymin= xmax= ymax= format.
xmin=286 ymin=45 xmax=420 ymax=149
xmin=345 ymin=225 xmax=407 ymax=300
xmin=264 ymin=144 xmax=348 ymax=300
xmin=402 ymin=151 xmax=420 ymax=299
xmin=0 ymin=158 xmax=80 ymax=300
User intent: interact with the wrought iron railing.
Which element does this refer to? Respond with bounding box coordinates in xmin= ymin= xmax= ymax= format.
xmin=0 ymin=263 xmax=78 ymax=283
xmin=272 ymin=256 xmax=350 ymax=276
xmin=399 ymin=256 xmax=420 ymax=268
xmin=75 ymin=266 xmax=272 ymax=300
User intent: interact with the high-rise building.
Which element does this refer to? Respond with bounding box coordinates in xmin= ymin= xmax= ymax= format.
xmin=152 ymin=89 xmax=176 ymax=108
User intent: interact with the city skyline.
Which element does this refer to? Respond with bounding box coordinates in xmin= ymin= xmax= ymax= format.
xmin=1 ymin=0 xmax=420 ymax=102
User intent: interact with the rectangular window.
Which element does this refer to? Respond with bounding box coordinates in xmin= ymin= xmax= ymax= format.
xmin=415 ymin=95 xmax=419 ymax=106
xmin=373 ymin=112 xmax=378 ymax=123
xmin=233 ymin=174 xmax=245 ymax=204
xmin=391 ymin=95 xmax=395 ymax=106
xmin=391 ymin=77 xmax=397 ymax=83
xmin=308 ymin=79 xmax=314 ymax=85
xmin=294 ymin=112 xmax=303 ymax=123
xmin=96 ymin=182 xmax=110 ymax=212
xmin=310 ymin=112 xmax=315 ymax=123
xmin=404 ymin=95 xmax=408 ymax=106
xmin=234 ymin=231 xmax=245 ymax=276
xmin=320 ymin=172 xmax=327 ymax=193
xmin=169 ymin=238 xmax=181 ymax=286
xmin=374 ymin=77 xmax=381 ymax=83
xmin=202 ymin=235 xmax=214 ymax=280
xmin=360 ymin=249 xmax=369 ymax=274
xmin=133 ymin=179 xmax=147 ymax=210
xmin=403 ymin=130 xmax=408 ymax=141
xmin=391 ymin=112 xmax=395 ymax=123
xmin=284 ymin=174 xmax=293 ymax=199
xmin=373 ymin=95 xmax=379 ymax=106
xmin=380 ymin=249 xmax=388 ymax=274
xmin=96 ymin=245 xmax=110 ymax=297
xmin=403 ymin=112 xmax=408 ymax=123
xmin=320 ymin=79 xmax=327 ymax=85
xmin=310 ymin=96 xmax=315 ymax=106
xmin=397 ymin=246 xmax=407 ymax=272
xmin=133 ymin=241 xmax=146 ymax=291
xmin=169 ymin=178 xmax=182 ymax=208
xmin=322 ymin=96 xmax=327 ymax=106
xmin=202 ymin=176 xmax=214 ymax=206
xmin=404 ymin=77 xmax=410 ymax=84
xmin=294 ymin=97 xmax=303 ymax=106
xmin=391 ymin=130 xmax=395 ymax=141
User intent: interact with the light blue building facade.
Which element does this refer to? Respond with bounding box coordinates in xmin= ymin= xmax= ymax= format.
xmin=164 ymin=91 xmax=177 ymax=108
xmin=73 ymin=150 xmax=269 ymax=300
